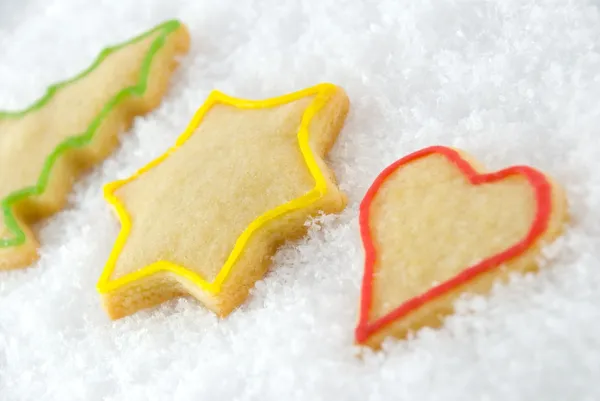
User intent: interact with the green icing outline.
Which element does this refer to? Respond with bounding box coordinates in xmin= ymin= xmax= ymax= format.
xmin=0 ymin=19 xmax=182 ymax=248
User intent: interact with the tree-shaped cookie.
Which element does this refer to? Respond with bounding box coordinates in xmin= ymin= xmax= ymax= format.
xmin=355 ymin=146 xmax=568 ymax=348
xmin=0 ymin=20 xmax=189 ymax=269
xmin=97 ymin=83 xmax=350 ymax=319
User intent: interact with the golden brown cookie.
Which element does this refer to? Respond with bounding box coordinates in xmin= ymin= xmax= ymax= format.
xmin=0 ymin=20 xmax=190 ymax=270
xmin=355 ymin=146 xmax=568 ymax=349
xmin=97 ymin=83 xmax=350 ymax=319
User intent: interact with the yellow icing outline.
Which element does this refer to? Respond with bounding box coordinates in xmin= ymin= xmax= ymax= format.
xmin=97 ymin=82 xmax=338 ymax=295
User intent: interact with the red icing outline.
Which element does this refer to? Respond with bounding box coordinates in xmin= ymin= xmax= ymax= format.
xmin=355 ymin=146 xmax=552 ymax=344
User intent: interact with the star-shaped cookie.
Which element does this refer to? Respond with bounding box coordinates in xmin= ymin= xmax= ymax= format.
xmin=97 ymin=83 xmax=350 ymax=319
xmin=0 ymin=20 xmax=189 ymax=269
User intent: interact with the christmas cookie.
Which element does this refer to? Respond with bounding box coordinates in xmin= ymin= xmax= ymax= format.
xmin=0 ymin=20 xmax=190 ymax=269
xmin=355 ymin=146 xmax=568 ymax=348
xmin=97 ymin=83 xmax=350 ymax=319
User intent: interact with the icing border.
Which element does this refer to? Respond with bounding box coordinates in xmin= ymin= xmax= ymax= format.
xmin=0 ymin=20 xmax=182 ymax=248
xmin=355 ymin=145 xmax=552 ymax=343
xmin=97 ymin=83 xmax=339 ymax=295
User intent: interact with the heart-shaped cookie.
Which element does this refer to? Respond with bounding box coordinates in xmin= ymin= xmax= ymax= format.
xmin=355 ymin=146 xmax=568 ymax=348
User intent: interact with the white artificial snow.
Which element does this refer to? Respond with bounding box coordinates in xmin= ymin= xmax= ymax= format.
xmin=1 ymin=0 xmax=600 ymax=399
